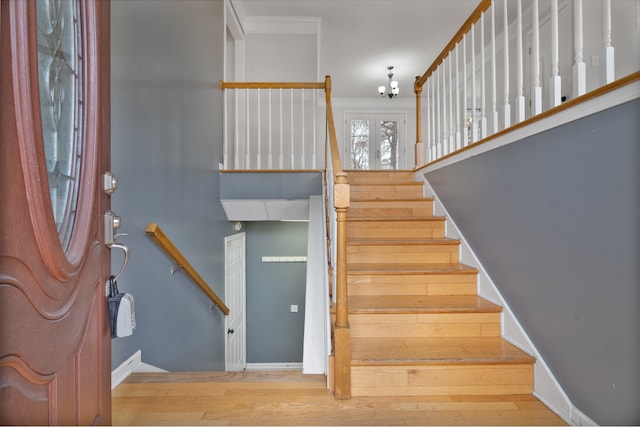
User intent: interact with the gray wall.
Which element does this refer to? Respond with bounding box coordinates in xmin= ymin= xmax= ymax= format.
xmin=246 ymin=222 xmax=308 ymax=363
xmin=110 ymin=0 xmax=233 ymax=371
xmin=424 ymin=99 xmax=640 ymax=425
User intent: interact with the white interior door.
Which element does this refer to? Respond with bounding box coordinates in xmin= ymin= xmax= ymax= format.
xmin=346 ymin=112 xmax=405 ymax=169
xmin=225 ymin=232 xmax=246 ymax=371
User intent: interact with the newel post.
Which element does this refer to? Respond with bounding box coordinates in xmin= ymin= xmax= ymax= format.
xmin=414 ymin=76 xmax=424 ymax=167
xmin=333 ymin=172 xmax=351 ymax=399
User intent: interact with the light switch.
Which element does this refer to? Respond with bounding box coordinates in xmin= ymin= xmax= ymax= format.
xmin=290 ymin=305 xmax=298 ymax=313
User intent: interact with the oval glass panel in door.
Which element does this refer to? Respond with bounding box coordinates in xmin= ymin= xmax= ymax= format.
xmin=36 ymin=0 xmax=84 ymax=251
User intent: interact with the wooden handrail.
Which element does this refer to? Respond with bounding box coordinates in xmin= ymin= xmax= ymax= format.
xmin=416 ymin=0 xmax=492 ymax=87
xmin=220 ymin=81 xmax=327 ymax=90
xmin=146 ymin=223 xmax=230 ymax=315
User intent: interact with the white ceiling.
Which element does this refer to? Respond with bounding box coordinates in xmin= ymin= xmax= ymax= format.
xmin=235 ymin=0 xmax=479 ymax=99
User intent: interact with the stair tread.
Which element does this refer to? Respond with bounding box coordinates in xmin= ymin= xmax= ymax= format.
xmin=348 ymin=263 xmax=478 ymax=274
xmin=348 ymin=295 xmax=501 ymax=314
xmin=351 ymin=337 xmax=535 ymax=366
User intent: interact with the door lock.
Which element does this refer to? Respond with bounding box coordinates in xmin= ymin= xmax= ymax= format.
xmin=103 ymin=171 xmax=118 ymax=195
xmin=104 ymin=210 xmax=126 ymax=247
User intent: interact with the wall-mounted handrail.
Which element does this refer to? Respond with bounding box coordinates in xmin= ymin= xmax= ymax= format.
xmin=146 ymin=223 xmax=230 ymax=315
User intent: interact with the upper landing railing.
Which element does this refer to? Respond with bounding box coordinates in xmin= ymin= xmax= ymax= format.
xmin=414 ymin=0 xmax=640 ymax=166
xmin=219 ymin=81 xmax=326 ymax=170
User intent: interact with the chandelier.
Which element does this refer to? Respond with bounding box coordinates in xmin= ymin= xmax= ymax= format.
xmin=378 ymin=65 xmax=399 ymax=98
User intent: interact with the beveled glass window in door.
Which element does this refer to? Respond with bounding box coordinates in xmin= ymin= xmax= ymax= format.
xmin=36 ymin=0 xmax=84 ymax=250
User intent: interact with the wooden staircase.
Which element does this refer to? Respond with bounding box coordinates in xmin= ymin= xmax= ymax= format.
xmin=340 ymin=170 xmax=535 ymax=397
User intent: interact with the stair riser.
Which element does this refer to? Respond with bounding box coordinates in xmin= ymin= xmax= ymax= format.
xmin=347 ymin=221 xmax=445 ymax=240
xmin=347 ymin=244 xmax=459 ymax=265
xmin=348 ymin=171 xmax=415 ymax=184
xmin=348 ymin=200 xmax=434 ymax=218
xmin=349 ymin=313 xmax=501 ymax=338
xmin=351 ymin=364 xmax=534 ymax=397
xmin=351 ymin=185 xmax=423 ymax=201
xmin=348 ymin=274 xmax=477 ymax=296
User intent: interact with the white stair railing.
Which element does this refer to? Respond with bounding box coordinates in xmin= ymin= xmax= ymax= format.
xmin=415 ymin=0 xmax=640 ymax=166
xmin=220 ymin=82 xmax=325 ymax=170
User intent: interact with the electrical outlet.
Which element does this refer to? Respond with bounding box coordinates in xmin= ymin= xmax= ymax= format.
xmin=290 ymin=305 xmax=298 ymax=313
xmin=591 ymin=55 xmax=600 ymax=67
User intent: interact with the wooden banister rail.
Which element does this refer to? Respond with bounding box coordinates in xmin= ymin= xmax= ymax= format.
xmin=220 ymin=81 xmax=327 ymax=90
xmin=324 ymin=75 xmax=351 ymax=399
xmin=414 ymin=0 xmax=491 ymax=166
xmin=146 ymin=223 xmax=230 ymax=315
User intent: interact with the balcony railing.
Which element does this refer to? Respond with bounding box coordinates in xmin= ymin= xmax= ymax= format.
xmin=414 ymin=0 xmax=640 ymax=166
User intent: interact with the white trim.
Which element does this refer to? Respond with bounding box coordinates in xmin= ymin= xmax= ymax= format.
xmin=245 ymin=362 xmax=303 ymax=371
xmin=244 ymin=16 xmax=321 ymax=35
xmin=418 ymin=178 xmax=593 ymax=426
xmin=569 ymin=405 xmax=599 ymax=426
xmin=111 ymin=350 xmax=167 ymax=390
xmin=419 ymin=80 xmax=640 ymax=174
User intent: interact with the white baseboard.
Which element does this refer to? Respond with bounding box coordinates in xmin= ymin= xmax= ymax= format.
xmin=245 ymin=362 xmax=303 ymax=371
xmin=111 ymin=350 xmax=167 ymax=390
xmin=569 ymin=405 xmax=599 ymax=426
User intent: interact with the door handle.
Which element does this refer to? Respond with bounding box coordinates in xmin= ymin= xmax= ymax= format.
xmin=227 ymin=328 xmax=235 ymax=335
xmin=105 ymin=210 xmax=129 ymax=283
xmin=110 ymin=243 xmax=129 ymax=284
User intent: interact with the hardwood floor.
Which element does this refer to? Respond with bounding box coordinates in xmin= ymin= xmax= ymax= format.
xmin=112 ymin=371 xmax=567 ymax=426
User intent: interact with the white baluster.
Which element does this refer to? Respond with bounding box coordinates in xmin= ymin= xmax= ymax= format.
xmin=268 ymin=89 xmax=273 ymax=169
xmin=550 ymin=0 xmax=562 ymax=107
xmin=516 ymin=0 xmax=526 ymax=122
xmin=426 ymin=82 xmax=432 ymax=162
xmin=246 ymin=88 xmax=250 ymax=169
xmin=463 ymin=33 xmax=468 ymax=146
xmin=572 ymin=0 xmax=586 ymax=97
xmin=301 ymin=89 xmax=305 ymax=169
xmin=223 ymin=88 xmax=228 ymax=169
xmin=503 ymin=0 xmax=511 ymax=128
xmin=312 ymin=90 xmax=317 ymax=169
xmin=480 ymin=12 xmax=488 ymax=139
xmin=455 ymin=43 xmax=462 ymax=150
xmin=491 ymin=2 xmax=499 ymax=134
xmin=234 ymin=89 xmax=239 ymax=169
xmin=436 ymin=68 xmax=442 ymax=158
xmin=532 ymin=0 xmax=542 ymax=115
xmin=431 ymin=78 xmax=437 ymax=161
xmin=257 ymin=88 xmax=261 ymax=169
xmin=601 ymin=0 xmax=615 ymax=84
xmin=442 ymin=61 xmax=449 ymax=155
xmin=290 ymin=88 xmax=294 ymax=169
xmin=449 ymin=54 xmax=455 ymax=153
xmin=279 ymin=89 xmax=284 ymax=169
xmin=471 ymin=22 xmax=478 ymax=143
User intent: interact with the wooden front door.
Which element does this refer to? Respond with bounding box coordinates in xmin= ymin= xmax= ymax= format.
xmin=0 ymin=0 xmax=111 ymax=424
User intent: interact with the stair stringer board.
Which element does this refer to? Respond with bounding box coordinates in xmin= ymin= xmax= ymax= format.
xmin=417 ymin=173 xmax=593 ymax=427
